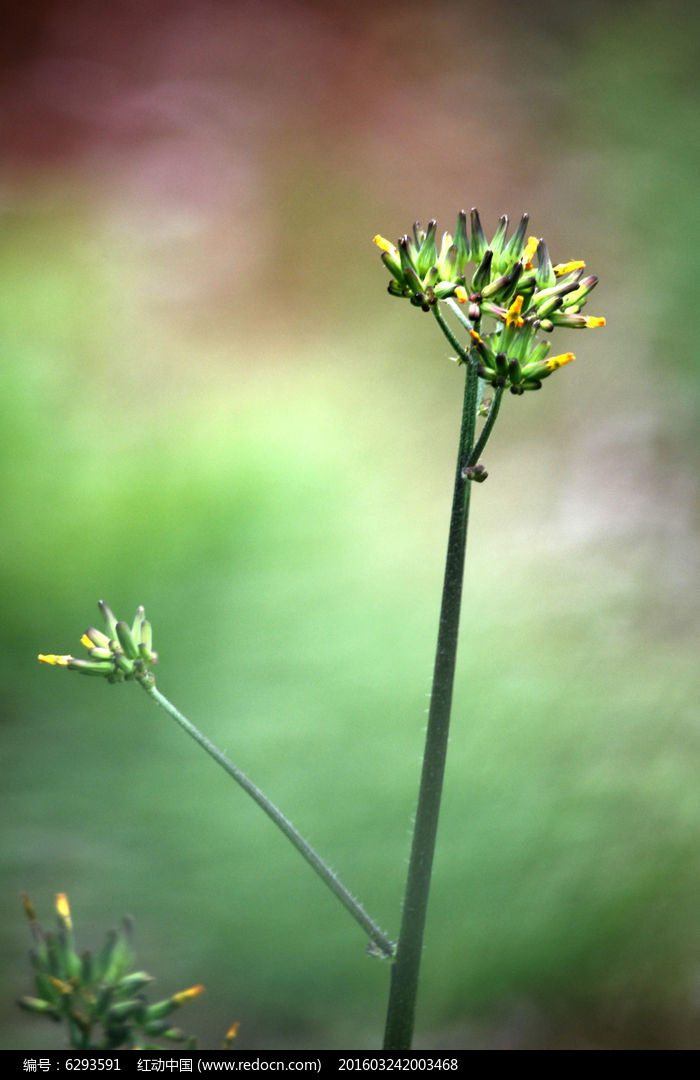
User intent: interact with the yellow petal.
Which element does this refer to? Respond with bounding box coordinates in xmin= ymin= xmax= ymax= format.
xmin=373 ymin=234 xmax=399 ymax=259
xmin=56 ymin=893 xmax=72 ymax=929
xmin=506 ymin=295 xmax=524 ymax=327
xmin=223 ymin=1021 xmax=240 ymax=1047
xmin=522 ymin=236 xmax=539 ymax=268
xmin=38 ymin=654 xmax=72 ymax=666
xmin=172 ymin=984 xmax=205 ymax=1005
xmin=585 ymin=316 xmax=606 ymax=328
xmin=553 ymin=259 xmax=586 ymax=276
xmin=546 ymin=352 xmax=575 ymax=370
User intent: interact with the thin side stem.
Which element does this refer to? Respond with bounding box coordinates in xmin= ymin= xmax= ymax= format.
xmin=468 ymin=384 xmax=505 ymax=468
xmin=432 ymin=306 xmax=470 ymax=362
xmin=140 ymin=681 xmax=395 ymax=960
xmin=383 ymin=341 xmax=480 ymax=1050
xmin=444 ymin=296 xmax=474 ymax=335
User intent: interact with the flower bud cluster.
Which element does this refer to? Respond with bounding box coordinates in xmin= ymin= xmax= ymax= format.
xmin=18 ymin=894 xmax=203 ymax=1051
xmin=374 ymin=209 xmax=604 ymax=392
xmin=38 ymin=601 xmax=158 ymax=686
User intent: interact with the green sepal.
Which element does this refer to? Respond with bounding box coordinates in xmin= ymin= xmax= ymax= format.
xmin=115 ymin=621 xmax=139 ymax=660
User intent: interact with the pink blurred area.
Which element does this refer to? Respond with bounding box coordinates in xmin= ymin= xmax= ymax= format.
xmin=0 ymin=0 xmax=556 ymax=330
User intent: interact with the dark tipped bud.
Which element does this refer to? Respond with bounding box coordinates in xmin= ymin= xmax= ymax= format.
xmin=469 ymin=208 xmax=487 ymax=264
xmin=535 ymin=239 xmax=555 ymax=289
xmin=471 ymin=249 xmax=493 ymax=292
xmin=490 ymin=214 xmax=509 ymax=260
xmin=502 ymin=212 xmax=529 ymax=265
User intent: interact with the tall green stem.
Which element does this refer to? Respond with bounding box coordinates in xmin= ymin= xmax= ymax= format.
xmin=140 ymin=681 xmax=395 ymax=960
xmin=383 ymin=322 xmax=480 ymax=1051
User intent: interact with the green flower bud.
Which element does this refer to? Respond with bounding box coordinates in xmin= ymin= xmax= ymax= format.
xmin=115 ymin=971 xmax=155 ymax=997
xmin=471 ymin=249 xmax=493 ymax=292
xmin=415 ymin=220 xmax=437 ymax=277
xmin=561 ymin=274 xmax=599 ymax=309
xmin=489 ymin=214 xmax=509 ymax=262
xmin=501 ymin=212 xmax=529 ymax=268
xmin=535 ymin=239 xmax=555 ymax=289
xmin=98 ymin=600 xmax=119 ymax=639
xmin=469 ymin=208 xmax=487 ymax=264
xmin=454 ymin=210 xmax=470 ymax=270
xmin=115 ymin=621 xmax=139 ymax=660
xmin=108 ymin=998 xmax=147 ymax=1022
xmin=18 ymin=996 xmax=62 ymax=1020
xmin=437 ymin=235 xmax=458 ymax=281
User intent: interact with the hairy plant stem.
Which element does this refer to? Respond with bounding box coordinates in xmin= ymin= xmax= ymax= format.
xmin=383 ymin=308 xmax=484 ymax=1050
xmin=140 ymin=681 xmax=395 ymax=960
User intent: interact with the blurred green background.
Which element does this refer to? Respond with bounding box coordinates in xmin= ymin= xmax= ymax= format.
xmin=2 ymin=0 xmax=698 ymax=1051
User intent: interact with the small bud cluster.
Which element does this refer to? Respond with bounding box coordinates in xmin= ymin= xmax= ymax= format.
xmin=38 ymin=601 xmax=158 ymax=686
xmin=18 ymin=894 xmax=203 ymax=1051
xmin=374 ymin=210 xmax=604 ymax=393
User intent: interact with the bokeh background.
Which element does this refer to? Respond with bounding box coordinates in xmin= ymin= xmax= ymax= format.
xmin=1 ymin=0 xmax=698 ymax=1052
